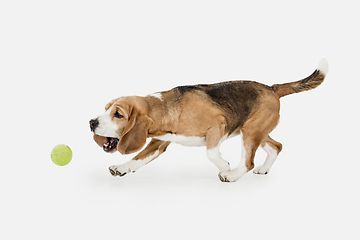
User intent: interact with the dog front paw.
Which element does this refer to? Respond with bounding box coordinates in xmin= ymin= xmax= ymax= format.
xmin=218 ymin=172 xmax=230 ymax=182
xmin=218 ymin=170 xmax=237 ymax=182
xmin=218 ymin=167 xmax=248 ymax=182
xmin=109 ymin=165 xmax=131 ymax=177
xmin=253 ymin=165 xmax=269 ymax=175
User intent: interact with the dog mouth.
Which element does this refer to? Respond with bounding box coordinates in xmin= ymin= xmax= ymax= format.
xmin=103 ymin=137 xmax=119 ymax=153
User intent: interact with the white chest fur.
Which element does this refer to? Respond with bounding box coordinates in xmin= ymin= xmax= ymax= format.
xmin=153 ymin=134 xmax=206 ymax=147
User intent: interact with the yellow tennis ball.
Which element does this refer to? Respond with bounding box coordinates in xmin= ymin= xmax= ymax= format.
xmin=51 ymin=144 xmax=72 ymax=166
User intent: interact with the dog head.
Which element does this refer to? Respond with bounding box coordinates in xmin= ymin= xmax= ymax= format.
xmin=90 ymin=96 xmax=150 ymax=155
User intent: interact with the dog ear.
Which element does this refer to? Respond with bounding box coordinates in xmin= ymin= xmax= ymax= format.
xmin=117 ymin=109 xmax=149 ymax=155
xmin=93 ymin=134 xmax=108 ymax=148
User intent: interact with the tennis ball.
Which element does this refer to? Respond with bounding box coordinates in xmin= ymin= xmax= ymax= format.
xmin=51 ymin=144 xmax=72 ymax=166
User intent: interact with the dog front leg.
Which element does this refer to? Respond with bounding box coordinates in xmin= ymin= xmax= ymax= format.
xmin=206 ymin=123 xmax=231 ymax=173
xmin=109 ymin=139 xmax=170 ymax=177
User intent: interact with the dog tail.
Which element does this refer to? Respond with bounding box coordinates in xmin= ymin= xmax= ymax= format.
xmin=271 ymin=58 xmax=328 ymax=98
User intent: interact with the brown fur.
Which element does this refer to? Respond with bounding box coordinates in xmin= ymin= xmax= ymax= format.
xmin=111 ymin=97 xmax=151 ymax=154
xmin=132 ymin=139 xmax=170 ymax=161
xmin=272 ymin=70 xmax=326 ymax=98
xmin=93 ymin=73 xmax=321 ymax=158
xmin=93 ymin=134 xmax=108 ymax=148
xmin=93 ymin=82 xmax=280 ymax=162
xmin=91 ymin=60 xmax=326 ymax=181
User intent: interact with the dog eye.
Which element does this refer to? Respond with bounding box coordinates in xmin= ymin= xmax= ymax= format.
xmin=114 ymin=112 xmax=124 ymax=119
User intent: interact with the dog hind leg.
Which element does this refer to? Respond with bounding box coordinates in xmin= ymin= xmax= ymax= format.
xmin=218 ymin=100 xmax=280 ymax=182
xmin=218 ymin=131 xmax=261 ymax=182
xmin=253 ymin=136 xmax=282 ymax=175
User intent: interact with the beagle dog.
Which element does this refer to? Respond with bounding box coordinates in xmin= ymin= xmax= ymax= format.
xmin=89 ymin=59 xmax=328 ymax=182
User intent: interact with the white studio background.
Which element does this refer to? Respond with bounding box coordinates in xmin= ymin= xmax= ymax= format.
xmin=1 ymin=1 xmax=359 ymax=239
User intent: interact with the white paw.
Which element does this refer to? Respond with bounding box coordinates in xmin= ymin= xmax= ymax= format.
xmin=218 ymin=167 xmax=248 ymax=182
xmin=109 ymin=165 xmax=132 ymax=177
xmin=253 ymin=165 xmax=270 ymax=175
xmin=218 ymin=171 xmax=231 ymax=182
xmin=109 ymin=160 xmax=146 ymax=177
xmin=218 ymin=170 xmax=239 ymax=182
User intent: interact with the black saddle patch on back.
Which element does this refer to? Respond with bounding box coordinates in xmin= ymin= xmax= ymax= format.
xmin=204 ymin=81 xmax=260 ymax=133
xmin=175 ymin=81 xmax=261 ymax=134
xmin=176 ymin=85 xmax=205 ymax=94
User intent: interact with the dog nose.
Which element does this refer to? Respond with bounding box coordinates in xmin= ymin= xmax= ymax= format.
xmin=89 ymin=118 xmax=99 ymax=132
